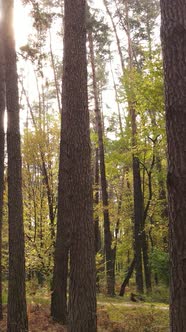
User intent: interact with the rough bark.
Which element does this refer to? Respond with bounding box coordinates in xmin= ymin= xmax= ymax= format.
xmin=0 ymin=17 xmax=5 ymax=321
xmin=52 ymin=1 xmax=97 ymax=330
xmin=88 ymin=28 xmax=115 ymax=296
xmin=160 ymin=1 xmax=186 ymax=331
xmin=2 ymin=0 xmax=28 ymax=331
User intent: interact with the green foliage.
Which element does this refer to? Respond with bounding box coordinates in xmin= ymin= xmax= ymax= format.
xmin=150 ymin=249 xmax=169 ymax=286
xmin=146 ymin=285 xmax=169 ymax=304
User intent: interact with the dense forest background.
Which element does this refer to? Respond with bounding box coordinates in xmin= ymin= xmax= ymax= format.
xmin=8 ymin=0 xmax=168 ymax=295
xmin=0 ymin=0 xmax=171 ymax=331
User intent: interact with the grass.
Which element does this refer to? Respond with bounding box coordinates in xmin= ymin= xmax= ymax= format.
xmin=97 ymin=291 xmax=169 ymax=331
xmin=1 ymin=284 xmax=169 ymax=331
xmin=97 ymin=301 xmax=169 ymax=331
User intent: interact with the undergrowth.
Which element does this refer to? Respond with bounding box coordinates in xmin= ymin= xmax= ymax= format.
xmin=1 ymin=283 xmax=169 ymax=331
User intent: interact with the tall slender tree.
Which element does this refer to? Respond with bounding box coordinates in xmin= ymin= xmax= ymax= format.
xmin=2 ymin=0 xmax=28 ymax=330
xmin=0 ymin=11 xmax=5 ymax=321
xmin=51 ymin=0 xmax=97 ymax=330
xmin=103 ymin=0 xmax=159 ymax=293
xmin=125 ymin=0 xmax=144 ymax=293
xmin=88 ymin=26 xmax=115 ymax=296
xmin=160 ymin=1 xmax=186 ymax=331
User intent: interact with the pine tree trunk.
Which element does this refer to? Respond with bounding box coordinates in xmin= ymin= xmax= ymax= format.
xmin=160 ymin=1 xmax=186 ymax=330
xmin=125 ymin=0 xmax=144 ymax=293
xmin=2 ymin=1 xmax=28 ymax=331
xmin=0 ymin=18 xmax=5 ymax=321
xmin=52 ymin=1 xmax=97 ymax=330
xmin=66 ymin=1 xmax=97 ymax=330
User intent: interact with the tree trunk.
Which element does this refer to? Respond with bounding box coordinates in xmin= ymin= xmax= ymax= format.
xmin=157 ymin=156 xmax=168 ymax=220
xmin=94 ymin=148 xmax=101 ymax=255
xmin=125 ymin=0 xmax=144 ymax=293
xmin=88 ymin=28 xmax=115 ymax=296
xmin=109 ymin=51 xmax=123 ymax=135
xmin=112 ymin=170 xmax=125 ymax=277
xmin=52 ymin=1 xmax=97 ymax=330
xmin=141 ymin=231 xmax=151 ymax=291
xmin=103 ymin=0 xmax=125 ymax=73
xmin=160 ymin=1 xmax=186 ymax=331
xmin=141 ymin=155 xmax=155 ymax=292
xmin=132 ymin=154 xmax=144 ymax=293
xmin=94 ymin=148 xmax=101 ymax=292
xmin=0 ymin=17 xmax=5 ymax=321
xmin=2 ymin=1 xmax=28 ymax=331
xmin=41 ymin=157 xmax=56 ymax=242
xmin=119 ymin=257 xmax=136 ymax=296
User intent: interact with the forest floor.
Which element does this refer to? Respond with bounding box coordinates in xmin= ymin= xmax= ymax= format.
xmin=0 ymin=292 xmax=169 ymax=331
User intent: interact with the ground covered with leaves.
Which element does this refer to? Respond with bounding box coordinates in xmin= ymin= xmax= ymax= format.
xmin=0 ymin=304 xmax=66 ymax=332
xmin=0 ymin=297 xmax=169 ymax=332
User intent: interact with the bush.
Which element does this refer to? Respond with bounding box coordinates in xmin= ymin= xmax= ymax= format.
xmin=150 ymin=249 xmax=169 ymax=286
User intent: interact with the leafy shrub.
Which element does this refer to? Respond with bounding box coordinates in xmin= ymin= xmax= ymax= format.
xmin=150 ymin=249 xmax=169 ymax=286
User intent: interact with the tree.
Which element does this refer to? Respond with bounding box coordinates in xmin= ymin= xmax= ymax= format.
xmin=51 ymin=0 xmax=97 ymax=330
xmin=124 ymin=0 xmax=144 ymax=293
xmin=0 ymin=12 xmax=5 ymax=321
xmin=103 ymin=0 xmax=160 ymax=293
xmin=103 ymin=0 xmax=125 ymax=72
xmin=160 ymin=1 xmax=186 ymax=330
xmin=2 ymin=0 xmax=28 ymax=330
xmin=88 ymin=18 xmax=115 ymax=296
